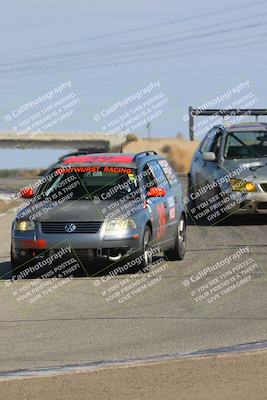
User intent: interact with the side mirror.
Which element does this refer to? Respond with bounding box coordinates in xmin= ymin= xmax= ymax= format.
xmin=20 ymin=188 xmax=35 ymax=199
xmin=203 ymin=152 xmax=216 ymax=162
xmin=147 ymin=187 xmax=166 ymax=198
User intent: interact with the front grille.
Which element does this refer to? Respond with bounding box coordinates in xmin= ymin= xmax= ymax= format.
xmin=257 ymin=202 xmax=267 ymax=210
xmin=41 ymin=221 xmax=102 ymax=234
xmin=260 ymin=183 xmax=267 ymax=192
xmin=74 ymin=249 xmax=95 ymax=258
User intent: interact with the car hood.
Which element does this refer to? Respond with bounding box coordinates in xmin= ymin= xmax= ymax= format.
xmin=17 ymin=198 xmax=142 ymax=222
xmin=221 ymin=158 xmax=267 ymax=181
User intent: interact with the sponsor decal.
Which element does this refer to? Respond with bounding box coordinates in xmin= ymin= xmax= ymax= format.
xmin=169 ymin=207 xmax=176 ymax=219
xmin=55 ymin=166 xmax=133 ymax=174
xmin=157 ymin=203 xmax=166 ymax=240
xmin=167 ymin=196 xmax=175 ymax=208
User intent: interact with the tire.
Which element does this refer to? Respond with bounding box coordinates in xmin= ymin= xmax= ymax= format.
xmin=129 ymin=226 xmax=153 ymax=273
xmin=187 ymin=178 xmax=198 ymax=223
xmin=10 ymin=245 xmax=18 ymax=266
xmin=10 ymin=246 xmax=33 ymax=278
xmin=10 ymin=247 xmax=22 ymax=277
xmin=187 ymin=175 xmax=196 ymax=202
xmin=141 ymin=226 xmax=153 ymax=271
xmin=164 ymin=215 xmax=186 ymax=261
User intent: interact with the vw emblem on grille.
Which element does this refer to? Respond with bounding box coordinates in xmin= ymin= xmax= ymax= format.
xmin=65 ymin=223 xmax=76 ymax=233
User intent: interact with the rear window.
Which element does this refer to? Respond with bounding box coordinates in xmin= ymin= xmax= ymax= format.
xmin=146 ymin=160 xmax=170 ymax=190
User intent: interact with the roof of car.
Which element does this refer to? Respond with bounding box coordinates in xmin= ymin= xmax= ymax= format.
xmin=63 ymin=153 xmax=135 ymax=164
xmin=226 ymin=122 xmax=267 ymax=132
xmin=61 ymin=151 xmax=160 ymax=166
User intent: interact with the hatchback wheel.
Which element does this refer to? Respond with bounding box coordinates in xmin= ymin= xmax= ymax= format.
xmin=129 ymin=226 xmax=152 ymax=273
xmin=164 ymin=215 xmax=186 ymax=261
xmin=142 ymin=227 xmax=153 ymax=269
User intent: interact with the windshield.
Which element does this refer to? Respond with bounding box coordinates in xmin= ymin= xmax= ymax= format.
xmin=224 ymin=130 xmax=267 ymax=159
xmin=36 ymin=166 xmax=139 ymax=201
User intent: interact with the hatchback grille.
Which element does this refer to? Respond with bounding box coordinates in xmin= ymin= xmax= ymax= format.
xmin=260 ymin=183 xmax=267 ymax=192
xmin=257 ymin=202 xmax=267 ymax=210
xmin=41 ymin=221 xmax=102 ymax=234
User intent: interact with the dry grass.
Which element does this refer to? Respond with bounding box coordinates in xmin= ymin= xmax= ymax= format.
xmin=0 ymin=134 xmax=198 ymax=173
xmin=0 ymin=169 xmax=41 ymax=178
xmin=0 ymin=199 xmax=19 ymax=213
xmin=123 ymin=137 xmax=198 ymax=172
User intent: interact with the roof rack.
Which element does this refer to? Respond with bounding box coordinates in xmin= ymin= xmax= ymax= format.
xmin=134 ymin=151 xmax=158 ymax=160
xmin=188 ymin=107 xmax=267 ymax=141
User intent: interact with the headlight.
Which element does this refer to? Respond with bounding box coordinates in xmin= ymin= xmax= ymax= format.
xmin=14 ymin=220 xmax=35 ymax=231
xmin=103 ymin=219 xmax=137 ymax=233
xmin=230 ymin=179 xmax=257 ymax=192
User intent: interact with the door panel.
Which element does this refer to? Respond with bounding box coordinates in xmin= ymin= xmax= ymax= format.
xmin=142 ymin=162 xmax=170 ymax=247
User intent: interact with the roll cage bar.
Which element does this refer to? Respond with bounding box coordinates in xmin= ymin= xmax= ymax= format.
xmin=188 ymin=107 xmax=267 ymax=141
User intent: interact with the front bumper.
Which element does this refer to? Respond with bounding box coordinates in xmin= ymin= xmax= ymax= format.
xmin=11 ymin=226 xmax=143 ymax=264
xmin=229 ymin=191 xmax=267 ymax=215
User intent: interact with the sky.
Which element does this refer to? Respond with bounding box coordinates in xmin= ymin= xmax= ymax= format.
xmin=0 ymin=0 xmax=267 ymax=167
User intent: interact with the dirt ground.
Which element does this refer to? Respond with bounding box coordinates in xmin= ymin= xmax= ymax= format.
xmin=1 ymin=350 xmax=266 ymax=400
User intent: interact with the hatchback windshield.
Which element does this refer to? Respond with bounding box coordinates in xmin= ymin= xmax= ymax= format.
xmin=36 ymin=166 xmax=139 ymax=201
xmin=224 ymin=130 xmax=267 ymax=159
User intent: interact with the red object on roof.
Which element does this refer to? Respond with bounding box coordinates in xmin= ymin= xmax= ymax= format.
xmin=63 ymin=155 xmax=134 ymax=164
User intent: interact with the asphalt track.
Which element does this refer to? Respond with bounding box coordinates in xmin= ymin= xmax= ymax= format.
xmin=0 ymin=177 xmax=266 ymax=373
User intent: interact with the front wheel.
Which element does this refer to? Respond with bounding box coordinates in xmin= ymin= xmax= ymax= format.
xmin=10 ymin=246 xmax=23 ymax=277
xmin=141 ymin=226 xmax=153 ymax=270
xmin=128 ymin=226 xmax=152 ymax=273
xmin=164 ymin=215 xmax=186 ymax=261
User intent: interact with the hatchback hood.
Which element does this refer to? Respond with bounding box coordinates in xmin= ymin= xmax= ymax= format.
xmin=221 ymin=158 xmax=267 ymax=181
xmin=17 ymin=197 xmax=141 ymax=222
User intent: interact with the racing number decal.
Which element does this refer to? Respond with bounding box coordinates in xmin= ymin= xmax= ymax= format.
xmin=168 ymin=196 xmax=176 ymax=220
xmin=156 ymin=203 xmax=166 ymax=240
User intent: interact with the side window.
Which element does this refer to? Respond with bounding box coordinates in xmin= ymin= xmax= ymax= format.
xmin=158 ymin=159 xmax=178 ymax=187
xmin=143 ymin=163 xmax=158 ymax=192
xmin=210 ymin=133 xmax=221 ymax=157
xmin=148 ymin=160 xmax=170 ymax=190
xmin=200 ymin=128 xmax=222 ymax=157
xmin=200 ymin=130 xmax=214 ymax=152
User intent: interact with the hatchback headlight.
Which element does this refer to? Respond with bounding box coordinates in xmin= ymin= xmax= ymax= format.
xmin=14 ymin=220 xmax=35 ymax=231
xmin=230 ymin=179 xmax=257 ymax=192
xmin=103 ymin=219 xmax=137 ymax=233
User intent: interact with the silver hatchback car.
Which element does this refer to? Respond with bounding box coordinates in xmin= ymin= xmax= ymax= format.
xmin=188 ymin=122 xmax=267 ymax=223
